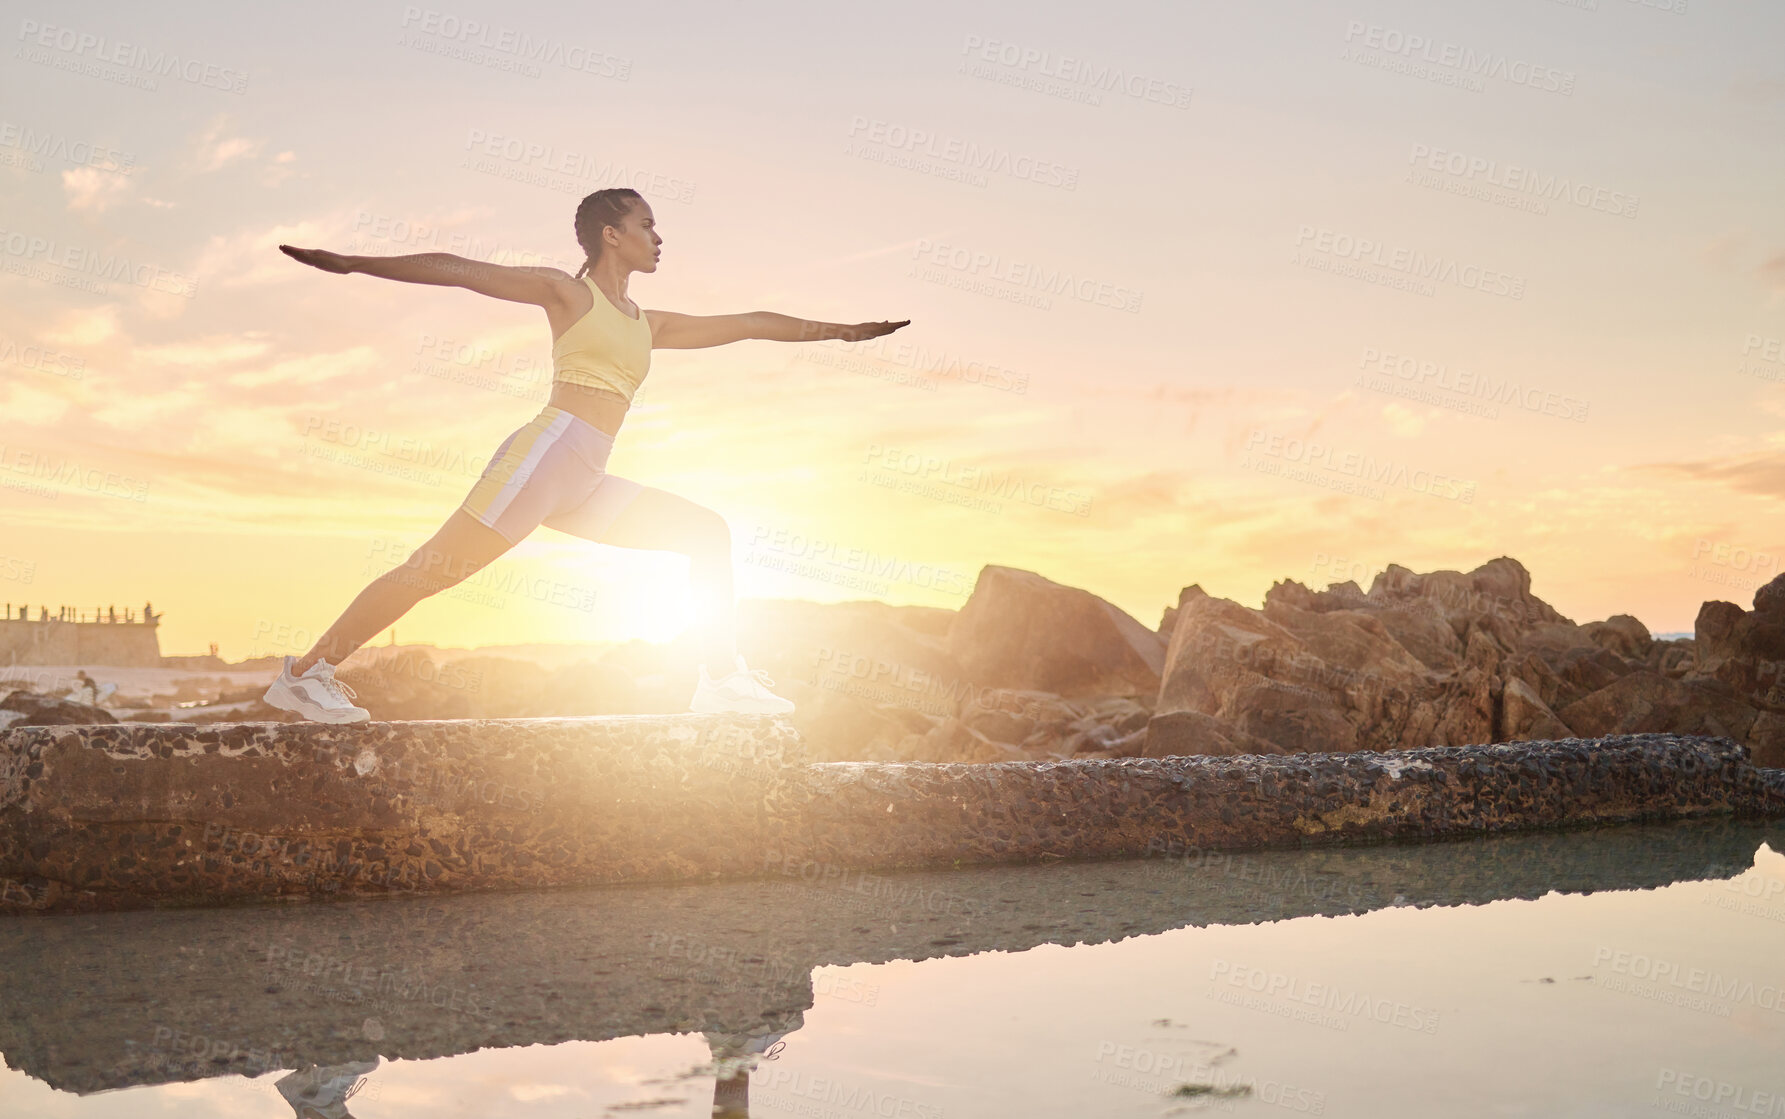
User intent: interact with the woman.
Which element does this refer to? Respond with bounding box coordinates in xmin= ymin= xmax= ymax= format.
xmin=262 ymin=188 xmax=909 ymax=723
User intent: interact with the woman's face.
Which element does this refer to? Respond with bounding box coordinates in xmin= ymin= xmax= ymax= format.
xmin=607 ymin=202 xmax=662 ymax=273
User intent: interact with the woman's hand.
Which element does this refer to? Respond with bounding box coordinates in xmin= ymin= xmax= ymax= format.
xmin=832 ymin=319 xmax=911 ymax=342
xmin=278 ymin=244 xmax=356 ymax=274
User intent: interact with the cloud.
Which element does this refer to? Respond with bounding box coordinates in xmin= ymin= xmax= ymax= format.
xmin=62 ymin=166 xmax=133 ymax=213
xmin=191 ymin=115 xmax=265 ymax=173
xmin=134 ymin=334 xmax=275 ymax=368
xmin=1382 ymin=401 xmax=1428 ymax=437
xmin=0 ymin=381 xmax=73 ymax=426
xmin=1762 ymin=251 xmax=1785 ymax=293
xmin=1635 ymin=449 xmax=1785 ymax=500
xmin=225 ymin=346 xmax=384 ymax=388
xmin=40 ymin=305 xmax=121 ymax=347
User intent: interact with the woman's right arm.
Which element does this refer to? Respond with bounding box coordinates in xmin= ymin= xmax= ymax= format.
xmin=278 ymin=245 xmax=562 ymax=307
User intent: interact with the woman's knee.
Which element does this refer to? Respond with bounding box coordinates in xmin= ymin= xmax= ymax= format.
xmin=679 ymin=508 xmax=730 ymax=562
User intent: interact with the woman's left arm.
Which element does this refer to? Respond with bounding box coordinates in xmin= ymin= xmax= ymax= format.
xmin=645 ymin=310 xmax=910 ymax=349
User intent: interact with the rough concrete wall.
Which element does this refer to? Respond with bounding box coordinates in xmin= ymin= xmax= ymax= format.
xmin=1 ymin=716 xmax=1781 ymax=915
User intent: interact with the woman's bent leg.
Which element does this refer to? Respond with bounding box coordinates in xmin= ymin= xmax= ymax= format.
xmin=542 ymin=482 xmax=737 ymax=670
xmin=293 ymin=510 xmax=516 ymax=675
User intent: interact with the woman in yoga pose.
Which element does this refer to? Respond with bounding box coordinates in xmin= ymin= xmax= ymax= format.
xmin=263 ymin=188 xmax=909 ymax=723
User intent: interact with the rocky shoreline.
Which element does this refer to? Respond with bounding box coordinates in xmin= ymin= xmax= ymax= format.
xmin=7 ymin=557 xmax=1780 ymax=774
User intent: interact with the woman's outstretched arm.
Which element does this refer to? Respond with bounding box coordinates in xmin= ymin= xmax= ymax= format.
xmin=647 ymin=310 xmax=910 ymax=349
xmin=277 ymin=245 xmax=562 ymax=307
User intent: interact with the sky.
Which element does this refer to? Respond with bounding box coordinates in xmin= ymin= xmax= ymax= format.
xmin=2 ymin=0 xmax=1783 ymax=659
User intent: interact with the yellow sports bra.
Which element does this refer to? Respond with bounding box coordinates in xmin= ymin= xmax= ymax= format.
xmin=553 ymin=275 xmax=652 ymax=402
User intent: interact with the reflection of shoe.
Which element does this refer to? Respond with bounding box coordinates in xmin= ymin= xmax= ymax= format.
xmin=263 ymin=656 xmax=371 ymax=723
xmin=689 ymin=653 xmax=794 ymax=715
xmin=275 ymin=1057 xmax=380 ymax=1119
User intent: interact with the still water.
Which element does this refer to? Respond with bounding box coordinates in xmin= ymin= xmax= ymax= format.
xmin=1 ymin=817 xmax=1781 ymax=1118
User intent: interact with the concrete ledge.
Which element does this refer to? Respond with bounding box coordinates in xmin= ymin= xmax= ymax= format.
xmin=2 ymin=717 xmax=1782 ymax=914
xmin=0 ymin=715 xmax=804 ymax=914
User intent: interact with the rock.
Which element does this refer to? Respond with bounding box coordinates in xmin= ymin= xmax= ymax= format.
xmin=787 ymin=685 xmax=934 ymax=763
xmin=739 ymin=597 xmax=967 ymax=714
xmin=1142 ymin=710 xmax=1286 ymax=758
xmin=1644 ymin=638 xmax=1696 ymax=680
xmin=1559 ymin=672 xmax=1759 ymax=741
xmin=890 ymin=717 xmax=1027 ymax=763
xmin=1500 ymin=677 xmax=1572 ymax=742
xmin=946 ymin=566 xmax=1166 ymax=699
xmin=1755 ymin=572 xmax=1785 ymax=618
xmin=1583 ymin=615 xmax=1652 ymax=660
xmin=0 ymin=691 xmax=117 ymax=727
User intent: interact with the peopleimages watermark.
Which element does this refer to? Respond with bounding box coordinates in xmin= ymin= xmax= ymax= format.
xmin=0 ymin=443 xmax=150 ymax=503
xmin=364 ymin=535 xmax=600 ymax=614
xmin=14 ymin=18 xmax=250 ymax=94
xmin=1241 ymin=429 xmax=1478 ymax=504
xmin=1593 ymin=946 xmax=1785 ymax=1018
xmin=1700 ymin=868 xmax=1785 ymax=928
xmin=0 ymin=334 xmax=84 ymax=380
xmin=907 ymin=236 xmax=1143 ymax=313
xmin=263 ymin=941 xmax=496 ymax=1020
xmin=1740 ymin=334 xmax=1785 ymax=384
xmin=0 ymin=227 xmax=198 ymax=297
xmin=1292 ymin=225 xmax=1526 ymax=300
xmin=644 ymin=931 xmax=881 ymax=1006
xmin=1355 ymin=347 xmax=1590 ymax=422
xmin=1653 ymin=1069 xmax=1785 ymax=1119
xmin=298 ymin=415 xmax=488 ymax=483
xmin=1207 ymin=959 xmax=1442 ymax=1034
xmin=793 ymin=335 xmax=1028 ymax=395
xmin=752 ymin=1068 xmax=944 ymax=1119
xmin=761 ymin=850 xmax=984 ymax=920
xmin=743 ymin=524 xmax=974 ymax=597
xmin=860 ymin=443 xmax=1092 ymax=518
xmin=1687 ymin=538 xmax=1779 ymax=597
xmin=1406 ymin=142 xmax=1638 ymax=218
xmin=396 ymin=6 xmax=630 ymax=80
xmin=1140 ymin=835 xmax=1386 ymax=911
xmin=958 ymin=34 xmax=1192 ymax=110
xmin=461 ymin=127 xmax=695 ymax=203
xmin=0 ymin=120 xmax=135 ymax=175
xmin=0 ymin=553 xmax=36 ymax=585
xmin=844 ymin=115 xmax=1080 ymax=192
xmin=1340 ymin=21 xmax=1576 ymax=96
xmin=346 ymin=210 xmax=579 ymax=271
xmin=810 ymin=644 xmax=1053 ymax=721
xmin=1091 ymin=1043 xmax=1326 ymax=1113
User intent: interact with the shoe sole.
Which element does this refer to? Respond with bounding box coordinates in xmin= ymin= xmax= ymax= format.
xmin=688 ymin=692 xmax=794 ymax=716
xmin=262 ymin=680 xmax=371 ymax=724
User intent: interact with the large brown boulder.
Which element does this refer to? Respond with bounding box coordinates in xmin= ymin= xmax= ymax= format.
xmin=1582 ymin=614 xmax=1653 ymax=660
xmin=1558 ymin=672 xmax=1758 ymax=741
xmin=946 ymin=566 xmax=1166 ymax=699
xmin=1142 ymin=709 xmax=1287 ymax=758
xmin=0 ymin=691 xmax=117 ymax=727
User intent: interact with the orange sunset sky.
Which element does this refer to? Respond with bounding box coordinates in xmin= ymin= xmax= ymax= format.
xmin=3 ymin=0 xmax=1783 ymax=660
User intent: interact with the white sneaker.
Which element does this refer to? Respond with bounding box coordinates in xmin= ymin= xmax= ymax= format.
xmin=263 ymin=655 xmax=371 ymax=723
xmin=689 ymin=653 xmax=795 ymax=715
xmin=275 ymin=1057 xmax=379 ymax=1119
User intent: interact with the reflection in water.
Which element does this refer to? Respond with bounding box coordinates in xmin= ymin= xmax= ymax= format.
xmin=0 ymin=816 xmax=1778 ymax=1116
xmin=274 ymin=1057 xmax=379 ymax=1119
xmin=705 ymin=1030 xmax=786 ymax=1118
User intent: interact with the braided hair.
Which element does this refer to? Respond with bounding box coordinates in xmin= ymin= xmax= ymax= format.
xmin=572 ymin=188 xmax=645 ymax=279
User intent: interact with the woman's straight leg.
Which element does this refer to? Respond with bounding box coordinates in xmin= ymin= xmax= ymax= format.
xmin=292 ymin=509 xmax=517 ymax=676
xmin=542 ymin=481 xmax=738 ymax=671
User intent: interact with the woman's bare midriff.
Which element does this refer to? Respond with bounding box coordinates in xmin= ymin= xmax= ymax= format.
xmin=548 ymin=380 xmax=630 ymax=438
